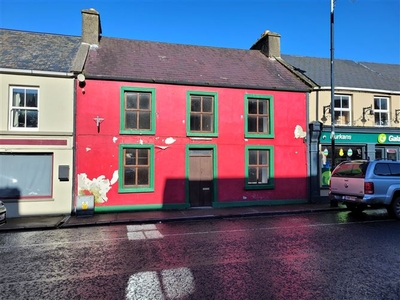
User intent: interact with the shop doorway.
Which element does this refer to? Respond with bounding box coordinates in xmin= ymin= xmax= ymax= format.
xmin=188 ymin=149 xmax=213 ymax=207
xmin=376 ymin=147 xmax=399 ymax=160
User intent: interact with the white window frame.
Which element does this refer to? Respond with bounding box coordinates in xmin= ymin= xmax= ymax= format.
xmin=9 ymin=86 xmax=39 ymax=131
xmin=334 ymin=94 xmax=351 ymax=126
xmin=374 ymin=96 xmax=390 ymax=126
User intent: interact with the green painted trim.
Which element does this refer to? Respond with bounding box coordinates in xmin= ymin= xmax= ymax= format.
xmin=120 ymin=86 xmax=156 ymax=135
xmin=118 ymin=144 xmax=155 ymax=193
xmin=244 ymin=94 xmax=275 ymax=138
xmin=186 ymin=90 xmax=218 ymax=137
xmin=245 ymin=145 xmax=275 ymax=190
xmin=94 ymin=203 xmax=190 ymax=213
xmin=212 ymin=199 xmax=308 ymax=208
xmin=185 ymin=144 xmax=218 ymax=205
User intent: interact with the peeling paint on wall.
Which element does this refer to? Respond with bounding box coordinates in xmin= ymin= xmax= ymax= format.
xmin=110 ymin=170 xmax=119 ymax=185
xmin=156 ymin=146 xmax=168 ymax=150
xmin=165 ymin=137 xmax=176 ymax=145
xmin=78 ymin=171 xmax=118 ymax=203
xmin=294 ymin=125 xmax=307 ymax=139
xmin=113 ymin=137 xmax=118 ymax=143
xmin=86 ymin=148 xmax=91 ymax=152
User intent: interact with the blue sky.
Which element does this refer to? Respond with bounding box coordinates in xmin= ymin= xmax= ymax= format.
xmin=1 ymin=0 xmax=399 ymax=64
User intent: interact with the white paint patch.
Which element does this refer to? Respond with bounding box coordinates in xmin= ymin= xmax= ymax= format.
xmin=244 ymin=139 xmax=248 ymax=142
xmin=110 ymin=170 xmax=119 ymax=185
xmin=78 ymin=172 xmax=118 ymax=204
xmin=182 ymin=120 xmax=185 ymax=124
xmin=86 ymin=147 xmax=91 ymax=152
xmin=165 ymin=137 xmax=176 ymax=145
xmin=243 ymin=196 xmax=247 ymax=200
xmin=112 ymin=137 xmax=118 ymax=143
xmin=156 ymin=146 xmax=168 ymax=150
xmin=139 ymin=139 xmax=143 ymax=145
xmin=294 ymin=125 xmax=307 ymax=138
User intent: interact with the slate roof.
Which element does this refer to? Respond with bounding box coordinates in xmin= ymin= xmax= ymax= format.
xmin=0 ymin=29 xmax=81 ymax=73
xmin=282 ymin=54 xmax=400 ymax=92
xmin=83 ymin=37 xmax=310 ymax=92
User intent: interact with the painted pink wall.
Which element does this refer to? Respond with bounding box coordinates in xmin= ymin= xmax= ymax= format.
xmin=76 ymin=80 xmax=308 ymax=208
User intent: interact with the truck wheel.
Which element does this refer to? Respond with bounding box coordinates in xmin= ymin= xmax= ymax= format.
xmin=389 ymin=196 xmax=400 ymax=220
xmin=346 ymin=203 xmax=364 ymax=214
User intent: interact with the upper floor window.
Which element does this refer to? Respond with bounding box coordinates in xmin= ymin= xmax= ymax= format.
xmin=119 ymin=144 xmax=154 ymax=193
xmin=9 ymin=87 xmax=39 ymax=130
xmin=334 ymin=95 xmax=351 ymax=126
xmin=245 ymin=146 xmax=274 ymax=190
xmin=120 ymin=87 xmax=156 ymax=135
xmin=374 ymin=97 xmax=389 ymax=126
xmin=186 ymin=91 xmax=218 ymax=137
xmin=245 ymin=94 xmax=274 ymax=138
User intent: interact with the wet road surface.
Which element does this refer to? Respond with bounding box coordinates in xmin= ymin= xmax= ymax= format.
xmin=1 ymin=209 xmax=399 ymax=299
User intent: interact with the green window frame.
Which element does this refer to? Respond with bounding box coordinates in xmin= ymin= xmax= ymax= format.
xmin=186 ymin=91 xmax=218 ymax=137
xmin=120 ymin=87 xmax=156 ymax=134
xmin=118 ymin=144 xmax=154 ymax=193
xmin=244 ymin=94 xmax=274 ymax=138
xmin=245 ymin=146 xmax=274 ymax=190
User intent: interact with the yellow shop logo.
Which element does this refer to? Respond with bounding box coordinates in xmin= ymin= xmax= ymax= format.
xmin=377 ymin=133 xmax=387 ymax=144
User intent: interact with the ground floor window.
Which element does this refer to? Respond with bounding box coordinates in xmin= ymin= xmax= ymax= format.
xmin=319 ymin=145 xmax=364 ymax=186
xmin=376 ymin=147 xmax=399 ymax=161
xmin=0 ymin=153 xmax=52 ymax=199
xmin=119 ymin=144 xmax=154 ymax=192
xmin=245 ymin=146 xmax=274 ymax=190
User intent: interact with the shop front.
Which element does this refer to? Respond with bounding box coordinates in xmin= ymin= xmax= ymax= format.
xmin=318 ymin=128 xmax=400 ymax=194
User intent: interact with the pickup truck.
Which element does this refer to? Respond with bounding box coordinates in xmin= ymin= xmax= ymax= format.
xmin=329 ymin=159 xmax=400 ymax=219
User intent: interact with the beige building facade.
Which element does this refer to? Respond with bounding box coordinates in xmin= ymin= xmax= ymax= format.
xmin=0 ymin=74 xmax=75 ymax=217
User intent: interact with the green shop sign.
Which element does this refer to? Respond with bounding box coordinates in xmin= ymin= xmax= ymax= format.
xmin=320 ymin=132 xmax=400 ymax=144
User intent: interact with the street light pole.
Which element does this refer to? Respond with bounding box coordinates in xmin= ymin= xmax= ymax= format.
xmin=330 ymin=0 xmax=336 ymax=172
xmin=329 ymin=0 xmax=338 ymax=207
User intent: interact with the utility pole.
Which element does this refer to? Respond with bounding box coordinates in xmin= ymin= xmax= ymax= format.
xmin=330 ymin=0 xmax=336 ymax=172
xmin=330 ymin=0 xmax=338 ymax=207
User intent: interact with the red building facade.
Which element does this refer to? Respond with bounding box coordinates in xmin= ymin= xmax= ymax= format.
xmin=76 ymin=80 xmax=309 ymax=212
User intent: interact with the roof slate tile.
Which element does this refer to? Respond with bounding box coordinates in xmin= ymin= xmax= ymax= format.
xmin=0 ymin=29 xmax=81 ymax=73
xmin=282 ymin=54 xmax=400 ymax=92
xmin=84 ymin=37 xmax=310 ymax=91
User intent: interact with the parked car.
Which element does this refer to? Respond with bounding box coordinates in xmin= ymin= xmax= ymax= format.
xmin=329 ymin=159 xmax=400 ymax=219
xmin=0 ymin=200 xmax=6 ymax=225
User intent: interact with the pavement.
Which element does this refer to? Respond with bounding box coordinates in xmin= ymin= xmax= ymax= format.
xmin=0 ymin=201 xmax=347 ymax=232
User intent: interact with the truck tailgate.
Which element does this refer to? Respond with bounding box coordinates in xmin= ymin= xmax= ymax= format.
xmin=330 ymin=177 xmax=364 ymax=197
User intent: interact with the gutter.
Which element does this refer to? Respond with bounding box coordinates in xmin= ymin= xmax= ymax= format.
xmin=0 ymin=68 xmax=75 ymax=78
xmin=317 ymin=86 xmax=400 ymax=95
xmin=83 ymin=74 xmax=310 ymax=93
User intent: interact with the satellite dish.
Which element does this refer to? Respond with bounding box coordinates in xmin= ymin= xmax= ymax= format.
xmin=77 ymin=74 xmax=86 ymax=82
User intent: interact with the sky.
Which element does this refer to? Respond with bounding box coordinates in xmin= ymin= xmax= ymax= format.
xmin=0 ymin=0 xmax=399 ymax=64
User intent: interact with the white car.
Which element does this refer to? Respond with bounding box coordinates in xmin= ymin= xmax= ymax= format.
xmin=0 ymin=201 xmax=6 ymax=225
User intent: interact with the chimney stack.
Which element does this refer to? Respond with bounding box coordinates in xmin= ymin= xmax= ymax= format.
xmin=250 ymin=30 xmax=281 ymax=58
xmin=81 ymin=8 xmax=102 ymax=46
